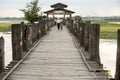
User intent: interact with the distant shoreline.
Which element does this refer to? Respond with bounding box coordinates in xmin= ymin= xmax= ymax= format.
xmin=0 ymin=21 xmax=11 ymax=23
xmin=108 ymin=22 xmax=120 ymax=24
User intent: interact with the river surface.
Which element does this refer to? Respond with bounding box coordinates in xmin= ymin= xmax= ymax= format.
xmin=108 ymin=22 xmax=120 ymax=24
xmin=100 ymin=39 xmax=116 ymax=78
xmin=0 ymin=32 xmax=12 ymax=67
xmin=0 ymin=32 xmax=117 ymax=78
xmin=0 ymin=21 xmax=11 ymax=23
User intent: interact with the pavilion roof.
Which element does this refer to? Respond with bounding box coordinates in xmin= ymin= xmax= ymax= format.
xmin=44 ymin=3 xmax=75 ymax=15
xmin=44 ymin=8 xmax=75 ymax=15
xmin=51 ymin=3 xmax=67 ymax=8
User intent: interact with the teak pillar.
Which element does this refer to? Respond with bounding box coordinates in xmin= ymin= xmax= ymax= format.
xmin=115 ymin=29 xmax=120 ymax=80
xmin=11 ymin=24 xmax=23 ymax=61
xmin=0 ymin=37 xmax=5 ymax=73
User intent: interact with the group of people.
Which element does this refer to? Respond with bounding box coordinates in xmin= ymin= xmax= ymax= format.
xmin=56 ymin=19 xmax=63 ymax=30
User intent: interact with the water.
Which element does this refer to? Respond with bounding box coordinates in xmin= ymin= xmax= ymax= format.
xmin=0 ymin=20 xmax=28 ymax=24
xmin=0 ymin=21 xmax=11 ymax=23
xmin=100 ymin=39 xmax=117 ymax=78
xmin=0 ymin=32 xmax=12 ymax=66
xmin=108 ymin=22 xmax=120 ymax=24
xmin=0 ymin=32 xmax=117 ymax=78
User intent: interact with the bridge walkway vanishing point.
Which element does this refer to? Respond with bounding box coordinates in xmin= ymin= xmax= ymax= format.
xmin=6 ymin=26 xmax=108 ymax=80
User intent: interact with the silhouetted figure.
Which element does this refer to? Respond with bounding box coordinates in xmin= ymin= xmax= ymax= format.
xmin=56 ymin=19 xmax=61 ymax=30
xmin=60 ymin=22 xmax=63 ymax=30
xmin=57 ymin=23 xmax=60 ymax=30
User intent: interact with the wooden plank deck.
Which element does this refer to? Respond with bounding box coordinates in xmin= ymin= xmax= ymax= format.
xmin=7 ymin=26 xmax=105 ymax=80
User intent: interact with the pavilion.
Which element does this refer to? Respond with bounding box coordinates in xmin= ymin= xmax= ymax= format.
xmin=44 ymin=3 xmax=75 ymax=19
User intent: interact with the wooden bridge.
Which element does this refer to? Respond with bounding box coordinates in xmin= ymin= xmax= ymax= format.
xmin=0 ymin=18 xmax=110 ymax=80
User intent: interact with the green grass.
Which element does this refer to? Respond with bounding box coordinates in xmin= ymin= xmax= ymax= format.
xmin=100 ymin=23 xmax=120 ymax=39
xmin=0 ymin=20 xmax=27 ymax=32
xmin=0 ymin=23 xmax=11 ymax=32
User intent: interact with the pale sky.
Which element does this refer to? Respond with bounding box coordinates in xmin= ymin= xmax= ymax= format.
xmin=0 ymin=0 xmax=120 ymax=17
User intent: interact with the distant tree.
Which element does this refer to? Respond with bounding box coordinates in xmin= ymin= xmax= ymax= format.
xmin=20 ymin=0 xmax=42 ymax=23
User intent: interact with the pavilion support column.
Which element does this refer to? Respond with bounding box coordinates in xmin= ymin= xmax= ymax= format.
xmin=64 ymin=14 xmax=65 ymax=19
xmin=53 ymin=14 xmax=55 ymax=19
xmin=70 ymin=14 xmax=72 ymax=20
xmin=63 ymin=14 xmax=66 ymax=24
xmin=47 ymin=14 xmax=49 ymax=19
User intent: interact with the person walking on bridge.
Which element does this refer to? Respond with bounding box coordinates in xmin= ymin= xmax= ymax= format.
xmin=56 ymin=19 xmax=61 ymax=30
xmin=60 ymin=21 xmax=63 ymax=30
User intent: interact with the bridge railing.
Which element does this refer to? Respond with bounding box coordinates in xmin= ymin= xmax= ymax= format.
xmin=11 ymin=19 xmax=55 ymax=61
xmin=66 ymin=19 xmax=101 ymax=64
xmin=0 ymin=19 xmax=55 ymax=79
xmin=66 ymin=19 xmax=113 ymax=80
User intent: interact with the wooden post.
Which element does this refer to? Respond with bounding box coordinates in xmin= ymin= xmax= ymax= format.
xmin=28 ymin=25 xmax=32 ymax=46
xmin=70 ymin=20 xmax=73 ymax=33
xmin=89 ymin=24 xmax=101 ymax=64
xmin=40 ymin=21 xmax=43 ymax=37
xmin=77 ymin=19 xmax=81 ymax=40
xmin=74 ymin=20 xmax=78 ymax=37
xmin=21 ymin=22 xmax=28 ymax=51
xmin=43 ymin=20 xmax=46 ymax=35
xmin=94 ymin=24 xmax=101 ymax=64
xmin=73 ymin=21 xmax=75 ymax=35
xmin=89 ymin=24 xmax=94 ymax=60
xmin=115 ymin=29 xmax=120 ymax=80
xmin=40 ymin=20 xmax=46 ymax=36
xmin=84 ymin=21 xmax=91 ymax=51
xmin=23 ymin=24 xmax=32 ymax=51
xmin=45 ymin=20 xmax=49 ymax=30
xmin=31 ymin=24 xmax=37 ymax=42
xmin=80 ymin=23 xmax=85 ymax=46
xmin=11 ymin=24 xmax=23 ymax=60
xmin=36 ymin=22 xmax=41 ymax=39
xmin=0 ymin=37 xmax=5 ymax=73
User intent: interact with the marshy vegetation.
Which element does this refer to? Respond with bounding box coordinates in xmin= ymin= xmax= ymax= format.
xmin=100 ymin=22 xmax=120 ymax=39
xmin=0 ymin=23 xmax=11 ymax=32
